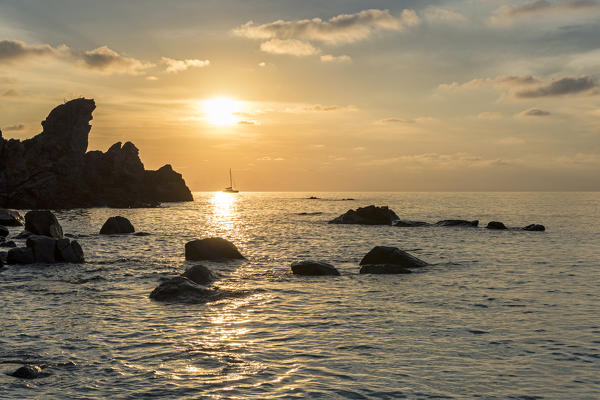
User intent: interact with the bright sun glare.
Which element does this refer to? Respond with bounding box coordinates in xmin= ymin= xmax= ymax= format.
xmin=203 ymin=97 xmax=241 ymax=126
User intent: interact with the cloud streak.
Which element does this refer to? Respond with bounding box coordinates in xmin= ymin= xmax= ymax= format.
xmin=515 ymin=77 xmax=596 ymax=97
xmin=161 ymin=57 xmax=210 ymax=73
xmin=80 ymin=46 xmax=154 ymax=74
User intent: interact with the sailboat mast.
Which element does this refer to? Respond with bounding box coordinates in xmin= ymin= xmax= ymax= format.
xmin=229 ymin=168 xmax=233 ymax=187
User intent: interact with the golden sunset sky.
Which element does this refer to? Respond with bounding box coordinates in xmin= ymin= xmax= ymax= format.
xmin=1 ymin=0 xmax=599 ymax=190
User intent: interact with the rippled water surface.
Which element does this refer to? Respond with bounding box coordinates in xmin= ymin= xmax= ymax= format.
xmin=1 ymin=192 xmax=599 ymax=399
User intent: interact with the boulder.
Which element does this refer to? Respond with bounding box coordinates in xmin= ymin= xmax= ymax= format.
xmin=99 ymin=216 xmax=135 ymax=235
xmin=291 ymin=261 xmax=340 ymax=276
xmin=149 ymin=276 xmax=217 ymax=303
xmin=359 ymin=246 xmax=428 ymax=269
xmin=55 ymin=239 xmax=85 ymax=263
xmin=0 ymin=98 xmax=193 ymax=209
xmin=0 ymin=226 xmax=8 ymax=237
xmin=0 ymin=240 xmax=16 ymax=248
xmin=435 ymin=219 xmax=479 ymax=227
xmin=26 ymin=236 xmax=57 ymax=263
xmin=359 ymin=264 xmax=413 ymax=274
xmin=7 ymin=247 xmax=34 ymax=264
xmin=185 ymin=238 xmax=245 ymax=261
xmin=329 ymin=205 xmax=399 ymax=225
xmin=12 ymin=231 xmax=31 ymax=239
xmin=523 ymin=224 xmax=545 ymax=231
xmin=182 ymin=264 xmax=216 ymax=285
xmin=24 ymin=210 xmax=63 ymax=238
xmin=9 ymin=365 xmax=49 ymax=379
xmin=0 ymin=209 xmax=23 ymax=226
xmin=393 ymin=220 xmax=430 ymax=227
xmin=486 ymin=221 xmax=507 ymax=230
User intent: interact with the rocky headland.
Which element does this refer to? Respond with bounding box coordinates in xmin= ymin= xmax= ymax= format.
xmin=0 ymin=98 xmax=193 ymax=209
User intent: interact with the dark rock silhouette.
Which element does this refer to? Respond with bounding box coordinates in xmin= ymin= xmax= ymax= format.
xmin=0 ymin=226 xmax=8 ymax=237
xmin=291 ymin=261 xmax=340 ymax=276
xmin=523 ymin=224 xmax=545 ymax=231
xmin=1 ymin=240 xmax=16 ymax=248
xmin=182 ymin=264 xmax=216 ymax=285
xmin=486 ymin=221 xmax=507 ymax=230
xmin=0 ymin=98 xmax=193 ymax=209
xmin=435 ymin=219 xmax=479 ymax=227
xmin=55 ymin=238 xmax=85 ymax=263
xmin=329 ymin=205 xmax=399 ymax=225
xmin=7 ymin=247 xmax=34 ymax=264
xmin=100 ymin=216 xmax=135 ymax=235
xmin=149 ymin=276 xmax=217 ymax=303
xmin=9 ymin=365 xmax=50 ymax=379
xmin=393 ymin=220 xmax=430 ymax=227
xmin=360 ymin=246 xmax=428 ymax=269
xmin=25 ymin=210 xmax=63 ymax=239
xmin=26 ymin=236 xmax=57 ymax=263
xmin=359 ymin=264 xmax=413 ymax=274
xmin=185 ymin=238 xmax=245 ymax=261
xmin=0 ymin=209 xmax=23 ymax=226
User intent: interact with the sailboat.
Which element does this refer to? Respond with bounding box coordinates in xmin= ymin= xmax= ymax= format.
xmin=223 ymin=168 xmax=239 ymax=193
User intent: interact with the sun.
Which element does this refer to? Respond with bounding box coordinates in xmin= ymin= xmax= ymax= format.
xmin=203 ymin=97 xmax=241 ymax=126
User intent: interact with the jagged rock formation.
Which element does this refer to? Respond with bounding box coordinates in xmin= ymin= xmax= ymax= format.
xmin=0 ymin=98 xmax=193 ymax=209
xmin=329 ymin=205 xmax=400 ymax=225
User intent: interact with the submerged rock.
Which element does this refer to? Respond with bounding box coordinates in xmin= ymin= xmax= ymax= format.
xmin=359 ymin=264 xmax=413 ymax=274
xmin=0 ymin=209 xmax=23 ymax=226
xmin=99 ymin=216 xmax=135 ymax=235
xmin=9 ymin=365 xmax=50 ymax=379
xmin=435 ymin=219 xmax=479 ymax=227
xmin=523 ymin=224 xmax=545 ymax=231
xmin=185 ymin=238 xmax=245 ymax=261
xmin=12 ymin=231 xmax=32 ymax=239
xmin=25 ymin=210 xmax=63 ymax=239
xmin=291 ymin=261 xmax=340 ymax=276
xmin=7 ymin=247 xmax=34 ymax=264
xmin=329 ymin=205 xmax=399 ymax=225
xmin=360 ymin=246 xmax=428 ymax=269
xmin=0 ymin=226 xmax=8 ymax=237
xmin=393 ymin=220 xmax=430 ymax=227
xmin=0 ymin=98 xmax=193 ymax=209
xmin=486 ymin=221 xmax=507 ymax=230
xmin=149 ymin=276 xmax=217 ymax=303
xmin=182 ymin=264 xmax=216 ymax=285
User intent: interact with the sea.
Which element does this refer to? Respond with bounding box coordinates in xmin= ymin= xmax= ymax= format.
xmin=1 ymin=192 xmax=599 ymax=399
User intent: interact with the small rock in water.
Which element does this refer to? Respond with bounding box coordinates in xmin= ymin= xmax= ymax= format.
xmin=360 ymin=246 xmax=428 ymax=269
xmin=393 ymin=220 xmax=430 ymax=227
xmin=149 ymin=276 xmax=217 ymax=303
xmin=9 ymin=365 xmax=49 ymax=379
xmin=523 ymin=224 xmax=545 ymax=231
xmin=291 ymin=261 xmax=340 ymax=276
xmin=486 ymin=221 xmax=507 ymax=230
xmin=56 ymin=238 xmax=85 ymax=263
xmin=25 ymin=210 xmax=64 ymax=238
xmin=100 ymin=216 xmax=135 ymax=234
xmin=134 ymin=231 xmax=151 ymax=236
xmin=13 ymin=231 xmax=32 ymax=239
xmin=26 ymin=236 xmax=57 ymax=263
xmin=0 ymin=226 xmax=8 ymax=237
xmin=7 ymin=247 xmax=35 ymax=264
xmin=359 ymin=264 xmax=413 ymax=274
xmin=0 ymin=240 xmax=17 ymax=248
xmin=185 ymin=238 xmax=245 ymax=261
xmin=329 ymin=205 xmax=400 ymax=225
xmin=0 ymin=209 xmax=24 ymax=226
xmin=182 ymin=264 xmax=216 ymax=285
xmin=435 ymin=219 xmax=479 ymax=227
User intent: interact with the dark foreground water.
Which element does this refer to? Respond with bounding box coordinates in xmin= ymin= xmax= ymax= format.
xmin=1 ymin=192 xmax=599 ymax=399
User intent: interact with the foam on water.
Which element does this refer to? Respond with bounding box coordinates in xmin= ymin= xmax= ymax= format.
xmin=1 ymin=192 xmax=599 ymax=399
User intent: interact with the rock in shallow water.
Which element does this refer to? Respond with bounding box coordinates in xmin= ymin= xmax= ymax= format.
xmin=486 ymin=221 xmax=507 ymax=230
xmin=291 ymin=261 xmax=340 ymax=276
xmin=25 ymin=210 xmax=63 ymax=239
xmin=7 ymin=247 xmax=34 ymax=264
xmin=359 ymin=264 xmax=413 ymax=274
xmin=26 ymin=236 xmax=57 ymax=263
xmin=523 ymin=224 xmax=545 ymax=231
xmin=435 ymin=219 xmax=479 ymax=227
xmin=0 ymin=209 xmax=23 ymax=226
xmin=329 ymin=205 xmax=399 ymax=225
xmin=185 ymin=238 xmax=245 ymax=261
xmin=149 ymin=276 xmax=218 ymax=303
xmin=182 ymin=264 xmax=216 ymax=285
xmin=360 ymin=246 xmax=428 ymax=269
xmin=9 ymin=365 xmax=50 ymax=379
xmin=392 ymin=220 xmax=430 ymax=227
xmin=99 ymin=216 xmax=135 ymax=235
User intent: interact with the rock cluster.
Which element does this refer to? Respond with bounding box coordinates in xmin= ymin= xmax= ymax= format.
xmin=150 ymin=265 xmax=218 ymax=303
xmin=0 ymin=98 xmax=193 ymax=209
xmin=329 ymin=205 xmax=400 ymax=225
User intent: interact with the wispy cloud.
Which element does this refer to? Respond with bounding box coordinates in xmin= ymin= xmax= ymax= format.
xmin=80 ymin=46 xmax=154 ymax=74
xmin=320 ymin=54 xmax=351 ymax=63
xmin=519 ymin=108 xmax=551 ymax=116
xmin=423 ymin=7 xmax=467 ymax=24
xmin=161 ymin=57 xmax=210 ymax=73
xmin=0 ymin=39 xmax=58 ymax=63
xmin=303 ymin=104 xmax=357 ymax=112
xmin=2 ymin=123 xmax=25 ymax=131
xmin=376 ymin=117 xmax=416 ymax=124
xmin=515 ymin=77 xmax=597 ymax=98
xmin=490 ymin=0 xmax=600 ymax=24
xmin=260 ymin=39 xmax=320 ymax=56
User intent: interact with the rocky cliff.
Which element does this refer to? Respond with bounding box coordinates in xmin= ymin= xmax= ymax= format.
xmin=0 ymin=98 xmax=193 ymax=208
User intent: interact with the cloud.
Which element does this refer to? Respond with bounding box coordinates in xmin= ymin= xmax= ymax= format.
xmin=519 ymin=108 xmax=551 ymax=116
xmin=258 ymin=62 xmax=266 ymax=67
xmin=320 ymin=54 xmax=352 ymax=63
xmin=161 ymin=57 xmax=210 ymax=73
xmin=438 ymin=75 xmax=541 ymax=90
xmin=80 ymin=46 xmax=154 ymax=74
xmin=376 ymin=117 xmax=416 ymax=124
xmin=490 ymin=0 xmax=600 ymax=24
xmin=423 ymin=7 xmax=467 ymax=24
xmin=0 ymin=39 xmax=57 ymax=63
xmin=238 ymin=120 xmax=259 ymax=125
xmin=233 ymin=9 xmax=418 ymax=45
xmin=146 ymin=76 xmax=158 ymax=81
xmin=2 ymin=89 xmax=19 ymax=97
xmin=259 ymin=39 xmax=320 ymax=56
xmin=360 ymin=153 xmax=513 ymax=168
xmin=515 ymin=77 xmax=596 ymax=97
xmin=3 ymin=123 xmax=24 ymax=131
xmin=303 ymin=104 xmax=357 ymax=112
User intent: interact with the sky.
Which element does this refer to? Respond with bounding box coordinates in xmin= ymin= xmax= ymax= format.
xmin=1 ymin=0 xmax=599 ymax=191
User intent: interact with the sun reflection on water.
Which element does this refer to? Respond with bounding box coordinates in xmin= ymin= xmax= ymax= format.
xmin=209 ymin=192 xmax=239 ymax=233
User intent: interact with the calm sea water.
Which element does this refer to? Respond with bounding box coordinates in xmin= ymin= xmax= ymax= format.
xmin=1 ymin=192 xmax=599 ymax=399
